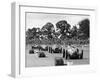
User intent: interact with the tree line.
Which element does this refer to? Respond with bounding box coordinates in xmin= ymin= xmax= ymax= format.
xmin=26 ymin=18 xmax=90 ymax=45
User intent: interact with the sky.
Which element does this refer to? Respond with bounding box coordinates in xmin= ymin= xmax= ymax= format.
xmin=26 ymin=12 xmax=90 ymax=30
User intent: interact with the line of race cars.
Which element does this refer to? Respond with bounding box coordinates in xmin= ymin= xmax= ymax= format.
xmin=29 ymin=44 xmax=83 ymax=59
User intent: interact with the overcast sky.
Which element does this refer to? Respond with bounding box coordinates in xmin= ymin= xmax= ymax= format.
xmin=26 ymin=13 xmax=90 ymax=30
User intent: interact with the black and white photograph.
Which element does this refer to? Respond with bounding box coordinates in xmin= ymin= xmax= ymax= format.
xmin=25 ymin=12 xmax=90 ymax=67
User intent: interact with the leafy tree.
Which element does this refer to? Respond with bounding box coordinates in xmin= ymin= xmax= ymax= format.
xmin=26 ymin=27 xmax=41 ymax=40
xmin=41 ymin=22 xmax=55 ymax=39
xmin=56 ymin=20 xmax=71 ymax=39
xmin=78 ymin=19 xmax=90 ymax=39
xmin=71 ymin=25 xmax=78 ymax=38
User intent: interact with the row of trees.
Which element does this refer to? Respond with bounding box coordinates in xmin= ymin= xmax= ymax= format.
xmin=26 ymin=19 xmax=90 ymax=44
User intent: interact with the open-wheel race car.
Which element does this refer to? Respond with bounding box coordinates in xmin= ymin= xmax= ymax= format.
xmin=48 ymin=45 xmax=62 ymax=54
xmin=32 ymin=45 xmax=48 ymax=51
xmin=63 ymin=45 xmax=83 ymax=59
